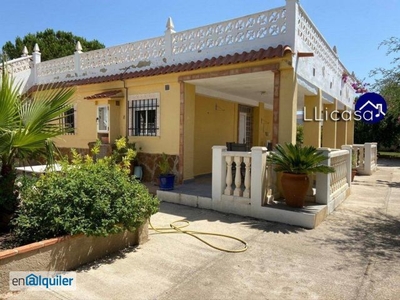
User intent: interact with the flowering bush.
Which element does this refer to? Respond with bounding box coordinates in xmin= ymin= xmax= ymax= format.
xmin=351 ymin=81 xmax=369 ymax=94
xmin=342 ymin=73 xmax=369 ymax=94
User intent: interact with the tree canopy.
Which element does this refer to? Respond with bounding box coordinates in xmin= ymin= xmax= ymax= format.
xmin=2 ymin=29 xmax=105 ymax=61
xmin=354 ymin=37 xmax=400 ymax=149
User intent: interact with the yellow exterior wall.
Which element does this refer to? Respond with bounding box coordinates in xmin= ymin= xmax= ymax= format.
xmin=303 ymin=91 xmax=322 ymax=148
xmin=109 ymin=101 xmax=121 ymax=143
xmin=253 ymin=104 xmax=273 ymax=147
xmin=183 ymin=83 xmax=196 ymax=180
xmin=336 ymin=111 xmax=347 ymax=148
xmin=54 ymin=75 xmax=181 ymax=155
xmin=55 ymin=91 xmax=98 ymax=149
xmin=51 ymin=57 xmax=289 ymax=179
xmin=194 ymin=94 xmax=238 ymax=176
xmin=278 ymin=68 xmax=297 ymax=144
xmin=322 ymin=100 xmax=338 ymax=148
xmin=346 ymin=117 xmax=355 ymax=145
xmin=124 ymin=76 xmax=181 ymax=155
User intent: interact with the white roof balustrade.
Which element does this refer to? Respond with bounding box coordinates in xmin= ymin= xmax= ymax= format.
xmin=3 ymin=0 xmax=356 ymax=107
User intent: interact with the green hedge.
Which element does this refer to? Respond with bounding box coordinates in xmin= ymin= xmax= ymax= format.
xmin=12 ymin=145 xmax=159 ymax=245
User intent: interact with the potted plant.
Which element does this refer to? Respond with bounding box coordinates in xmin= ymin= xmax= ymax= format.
xmin=267 ymin=143 xmax=335 ymax=208
xmin=351 ymin=149 xmax=358 ymax=182
xmin=112 ymin=137 xmax=143 ymax=179
xmin=158 ymin=153 xmax=175 ymax=191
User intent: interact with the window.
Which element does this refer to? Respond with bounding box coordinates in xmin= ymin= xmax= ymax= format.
xmin=128 ymin=93 xmax=160 ymax=136
xmin=61 ymin=106 xmax=76 ymax=135
xmin=97 ymin=105 xmax=109 ymax=133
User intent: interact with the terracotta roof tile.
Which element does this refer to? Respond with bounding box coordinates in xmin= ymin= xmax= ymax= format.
xmin=84 ymin=90 xmax=123 ymax=100
xmin=30 ymin=45 xmax=292 ymax=91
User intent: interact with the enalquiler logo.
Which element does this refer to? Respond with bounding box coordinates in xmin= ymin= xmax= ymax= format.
xmin=355 ymin=92 xmax=387 ymax=124
xmin=9 ymin=271 xmax=76 ymax=291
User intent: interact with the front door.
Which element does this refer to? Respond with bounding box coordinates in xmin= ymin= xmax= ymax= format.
xmin=238 ymin=105 xmax=253 ymax=149
xmin=238 ymin=112 xmax=247 ymax=144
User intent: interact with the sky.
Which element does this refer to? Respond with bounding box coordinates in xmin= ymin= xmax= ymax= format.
xmin=1 ymin=0 xmax=399 ymax=82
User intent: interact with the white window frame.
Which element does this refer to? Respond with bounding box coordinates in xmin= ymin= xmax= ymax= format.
xmin=97 ymin=105 xmax=109 ymax=133
xmin=61 ymin=104 xmax=77 ymax=135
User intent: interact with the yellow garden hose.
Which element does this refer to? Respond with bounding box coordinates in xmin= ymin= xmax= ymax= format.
xmin=149 ymin=219 xmax=248 ymax=253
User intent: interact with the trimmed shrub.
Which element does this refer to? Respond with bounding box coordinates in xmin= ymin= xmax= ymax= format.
xmin=12 ymin=143 xmax=159 ymax=245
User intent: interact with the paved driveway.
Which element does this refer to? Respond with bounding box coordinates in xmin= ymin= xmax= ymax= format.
xmin=5 ymin=159 xmax=400 ymax=300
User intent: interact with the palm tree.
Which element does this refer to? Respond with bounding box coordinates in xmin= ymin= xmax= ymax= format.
xmin=0 ymin=69 xmax=74 ymax=216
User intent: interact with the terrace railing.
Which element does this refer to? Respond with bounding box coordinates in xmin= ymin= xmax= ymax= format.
xmin=31 ymin=5 xmax=287 ymax=84
xmin=5 ymin=0 xmax=355 ymax=107
xmin=352 ymin=143 xmax=378 ymax=175
xmin=316 ymin=148 xmax=351 ymax=214
xmin=212 ymin=146 xmax=267 ymax=208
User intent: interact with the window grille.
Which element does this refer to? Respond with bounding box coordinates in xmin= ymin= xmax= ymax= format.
xmin=128 ymin=94 xmax=160 ymax=136
xmin=61 ymin=106 xmax=76 ymax=135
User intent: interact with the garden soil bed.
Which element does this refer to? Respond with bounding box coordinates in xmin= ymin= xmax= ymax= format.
xmin=0 ymin=221 xmax=149 ymax=295
xmin=0 ymin=231 xmax=17 ymax=250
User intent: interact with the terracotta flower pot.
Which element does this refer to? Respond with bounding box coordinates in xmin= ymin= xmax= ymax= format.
xmin=351 ymin=169 xmax=357 ymax=182
xmin=281 ymin=173 xmax=309 ymax=208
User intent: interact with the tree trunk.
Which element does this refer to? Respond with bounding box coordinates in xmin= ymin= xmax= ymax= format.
xmin=0 ymin=163 xmax=17 ymax=211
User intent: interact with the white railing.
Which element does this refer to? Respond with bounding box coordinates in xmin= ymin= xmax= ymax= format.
xmin=172 ymin=6 xmax=286 ymax=56
xmin=212 ymin=146 xmax=352 ymax=219
xmin=316 ymin=148 xmax=351 ymax=213
xmin=212 ymin=146 xmax=267 ymax=207
xmin=25 ymin=6 xmax=288 ymax=84
xmin=80 ymin=36 xmax=166 ymax=70
xmin=297 ymin=7 xmax=337 ymax=77
xmin=6 ymin=0 xmax=355 ymax=110
xmin=353 ymin=143 xmax=378 ymax=175
xmin=222 ymin=151 xmax=252 ymax=199
xmin=37 ymin=55 xmax=75 ymax=77
xmin=296 ymin=6 xmax=356 ymax=107
xmin=2 ymin=56 xmax=32 ymax=74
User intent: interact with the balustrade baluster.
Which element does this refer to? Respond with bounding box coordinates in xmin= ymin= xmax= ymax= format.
xmin=224 ymin=156 xmax=233 ymax=195
xmin=243 ymin=157 xmax=251 ymax=198
xmin=234 ymin=156 xmax=243 ymax=196
xmin=359 ymin=148 xmax=365 ymax=169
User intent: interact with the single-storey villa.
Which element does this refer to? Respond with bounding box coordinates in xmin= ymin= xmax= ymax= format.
xmin=4 ymin=0 xmax=357 ymax=183
xmin=4 ymin=0 xmax=377 ymax=228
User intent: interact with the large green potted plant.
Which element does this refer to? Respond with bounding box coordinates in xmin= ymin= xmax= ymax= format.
xmin=267 ymin=143 xmax=335 ymax=208
xmin=157 ymin=153 xmax=175 ymax=191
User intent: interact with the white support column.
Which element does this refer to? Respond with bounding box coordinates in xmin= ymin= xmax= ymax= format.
xmin=250 ymin=147 xmax=267 ymax=208
xmin=285 ymin=0 xmax=299 ymax=53
xmin=212 ymin=146 xmax=227 ymax=201
xmin=316 ymin=148 xmax=331 ymax=205
xmin=364 ymin=143 xmax=373 ymax=175
xmin=341 ymin=145 xmax=352 ymax=186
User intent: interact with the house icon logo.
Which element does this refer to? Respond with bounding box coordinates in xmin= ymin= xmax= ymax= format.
xmin=355 ymin=92 xmax=387 ymax=124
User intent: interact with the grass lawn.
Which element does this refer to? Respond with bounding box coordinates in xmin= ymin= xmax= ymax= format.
xmin=378 ymin=151 xmax=400 ymax=158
